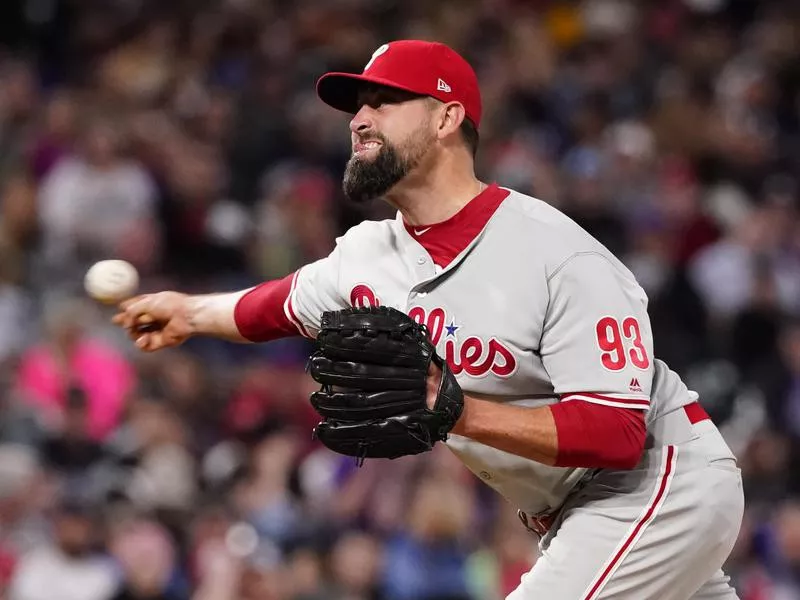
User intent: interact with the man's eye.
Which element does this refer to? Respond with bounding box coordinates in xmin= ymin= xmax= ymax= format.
xmin=374 ymin=94 xmax=398 ymax=107
xmin=358 ymin=91 xmax=400 ymax=109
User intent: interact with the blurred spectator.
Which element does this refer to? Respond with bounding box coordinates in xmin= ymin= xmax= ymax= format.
xmin=284 ymin=547 xmax=327 ymax=600
xmin=747 ymin=501 xmax=800 ymax=599
xmin=231 ymin=430 xmax=303 ymax=547
xmin=327 ymin=531 xmax=384 ymax=600
xmin=0 ymin=367 xmax=45 ymax=448
xmin=0 ymin=173 xmax=38 ymax=264
xmin=254 ymin=166 xmax=338 ymax=279
xmin=192 ymin=524 xmax=287 ymax=600
xmin=143 ymin=351 xmax=224 ymax=456
xmin=14 ymin=299 xmax=134 ymax=441
xmin=41 ymin=386 xmax=108 ymax=499
xmin=729 ymin=263 xmax=784 ymax=379
xmin=225 ymin=362 xmax=319 ymax=441
xmin=753 ymin=319 xmax=800 ymax=443
xmin=381 ymin=476 xmax=474 ymax=600
xmin=108 ymin=517 xmax=188 ymax=600
xmin=8 ymin=499 xmax=117 ymax=600
xmin=27 ymin=92 xmax=78 ymax=182
xmin=37 ymin=117 xmax=160 ymax=283
xmin=467 ymin=508 xmax=537 ymax=600
xmin=603 ymin=119 xmax=656 ymax=214
xmin=656 ymin=158 xmax=721 ymax=267
xmin=725 ymin=512 xmax=777 ymax=600
xmin=0 ymin=445 xmax=50 ymax=575
xmin=0 ymin=60 xmax=38 ymax=180
xmin=0 ymin=175 xmax=36 ymax=363
xmin=123 ymin=397 xmax=197 ymax=515
xmin=96 ymin=20 xmax=177 ymax=105
xmin=689 ymin=205 xmax=778 ymax=321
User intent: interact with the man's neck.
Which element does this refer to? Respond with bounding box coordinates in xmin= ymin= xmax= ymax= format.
xmin=386 ymin=156 xmax=484 ymax=226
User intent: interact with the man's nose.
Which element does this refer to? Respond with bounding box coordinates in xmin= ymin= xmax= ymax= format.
xmin=350 ymin=105 xmax=375 ymax=135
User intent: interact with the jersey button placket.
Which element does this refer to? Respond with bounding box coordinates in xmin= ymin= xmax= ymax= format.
xmin=414 ymin=254 xmax=436 ymax=279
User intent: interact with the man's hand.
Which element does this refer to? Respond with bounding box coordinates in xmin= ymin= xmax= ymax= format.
xmin=112 ymin=290 xmax=252 ymax=351
xmin=112 ymin=292 xmax=195 ymax=352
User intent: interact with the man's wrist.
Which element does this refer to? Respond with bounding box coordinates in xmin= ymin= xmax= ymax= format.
xmin=185 ymin=291 xmax=250 ymax=340
xmin=450 ymin=395 xmax=473 ymax=436
xmin=183 ymin=295 xmax=201 ymax=336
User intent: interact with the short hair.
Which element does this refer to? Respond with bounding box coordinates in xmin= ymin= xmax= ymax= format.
xmin=424 ymin=96 xmax=479 ymax=158
xmin=460 ymin=118 xmax=479 ymax=159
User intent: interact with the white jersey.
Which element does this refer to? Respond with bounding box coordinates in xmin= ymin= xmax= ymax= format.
xmin=285 ymin=184 xmax=698 ymax=515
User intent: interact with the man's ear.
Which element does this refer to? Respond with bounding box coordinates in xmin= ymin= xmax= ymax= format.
xmin=435 ymin=102 xmax=466 ymax=141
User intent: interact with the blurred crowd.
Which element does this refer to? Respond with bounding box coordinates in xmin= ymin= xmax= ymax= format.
xmin=1 ymin=0 xmax=800 ymax=598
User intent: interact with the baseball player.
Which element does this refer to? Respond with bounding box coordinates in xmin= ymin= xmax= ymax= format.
xmin=113 ymin=41 xmax=744 ymax=599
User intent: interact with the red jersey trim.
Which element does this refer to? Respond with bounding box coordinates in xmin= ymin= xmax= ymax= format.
xmin=234 ymin=274 xmax=298 ymax=342
xmin=403 ymin=182 xmax=510 ymax=268
xmin=550 ymin=400 xmax=646 ymax=470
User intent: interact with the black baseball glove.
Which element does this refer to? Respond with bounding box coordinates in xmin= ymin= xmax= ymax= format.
xmin=307 ymin=306 xmax=464 ymax=462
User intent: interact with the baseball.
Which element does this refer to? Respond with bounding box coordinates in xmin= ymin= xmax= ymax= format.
xmin=84 ymin=259 xmax=139 ymax=304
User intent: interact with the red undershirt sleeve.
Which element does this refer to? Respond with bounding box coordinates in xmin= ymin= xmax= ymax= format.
xmin=233 ymin=273 xmax=300 ymax=342
xmin=549 ymin=399 xmax=646 ymax=470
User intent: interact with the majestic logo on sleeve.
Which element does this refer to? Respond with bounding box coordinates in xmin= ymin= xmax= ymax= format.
xmin=408 ymin=306 xmax=517 ymax=378
xmin=347 ymin=285 xmax=516 ymax=378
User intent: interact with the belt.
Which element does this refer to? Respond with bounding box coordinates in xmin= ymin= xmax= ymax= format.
xmin=518 ymin=401 xmax=712 ymax=537
xmin=518 ymin=509 xmax=556 ymax=537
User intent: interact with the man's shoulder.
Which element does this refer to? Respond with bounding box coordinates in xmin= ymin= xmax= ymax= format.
xmin=496 ymin=187 xmax=577 ymax=230
xmin=492 ymin=187 xmax=613 ymax=269
xmin=335 ymin=217 xmax=398 ymax=249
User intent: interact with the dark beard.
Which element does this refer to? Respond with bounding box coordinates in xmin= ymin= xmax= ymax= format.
xmin=343 ymin=141 xmax=412 ymax=204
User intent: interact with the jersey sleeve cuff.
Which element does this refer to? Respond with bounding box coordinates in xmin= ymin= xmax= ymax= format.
xmin=233 ymin=271 xmax=310 ymax=342
xmin=283 ymin=270 xmax=314 ymax=339
xmin=560 ymin=392 xmax=650 ymax=410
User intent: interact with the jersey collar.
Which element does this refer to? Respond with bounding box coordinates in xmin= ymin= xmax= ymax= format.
xmin=400 ymin=182 xmax=510 ymax=268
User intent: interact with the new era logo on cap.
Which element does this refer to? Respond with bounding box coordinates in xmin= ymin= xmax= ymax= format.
xmin=437 ymin=78 xmax=451 ymax=93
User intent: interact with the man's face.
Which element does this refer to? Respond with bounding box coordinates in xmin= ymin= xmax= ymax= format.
xmin=343 ymin=86 xmax=436 ymax=203
xmin=56 ymin=512 xmax=94 ymax=557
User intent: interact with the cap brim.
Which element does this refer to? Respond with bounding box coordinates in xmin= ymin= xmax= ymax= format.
xmin=316 ymin=72 xmax=425 ymax=115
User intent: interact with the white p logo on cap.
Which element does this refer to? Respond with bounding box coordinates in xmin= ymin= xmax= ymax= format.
xmin=364 ymin=44 xmax=389 ymax=72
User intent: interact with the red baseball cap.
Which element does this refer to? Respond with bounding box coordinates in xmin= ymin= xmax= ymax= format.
xmin=316 ymin=40 xmax=482 ymax=129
